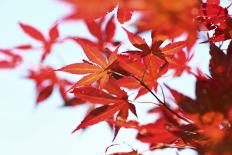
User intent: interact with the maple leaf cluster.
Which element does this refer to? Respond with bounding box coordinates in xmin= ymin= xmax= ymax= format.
xmin=1 ymin=0 xmax=232 ymax=154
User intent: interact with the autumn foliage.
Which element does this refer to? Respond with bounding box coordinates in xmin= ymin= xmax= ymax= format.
xmin=2 ymin=0 xmax=232 ymax=154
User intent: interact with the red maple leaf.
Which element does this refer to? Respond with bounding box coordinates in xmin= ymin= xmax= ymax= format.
xmin=71 ymin=79 xmax=137 ymax=139
xmin=0 ymin=49 xmax=22 ymax=69
xmin=85 ymin=14 xmax=119 ymax=56
xmin=57 ymin=38 xmax=119 ymax=89
xmin=19 ymin=23 xmax=60 ymax=61
xmin=123 ymin=28 xmax=186 ymax=64
xmin=196 ymin=0 xmax=232 ymax=42
xmin=27 ymin=66 xmax=76 ymax=105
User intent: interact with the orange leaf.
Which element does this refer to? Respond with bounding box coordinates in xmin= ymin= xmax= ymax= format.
xmin=99 ymin=74 xmax=110 ymax=88
xmin=117 ymin=77 xmax=140 ymax=89
xmin=117 ymin=7 xmax=133 ymax=24
xmin=123 ymin=28 xmax=150 ymax=51
xmin=103 ymin=78 xmax=127 ymax=98
xmin=72 ymin=70 xmax=108 ymax=88
xmin=57 ymin=62 xmax=101 ymax=74
xmin=161 ymin=41 xmax=186 ymax=55
xmin=63 ymin=0 xmax=115 ymax=20
xmin=118 ymin=55 xmax=146 ymax=77
xmin=76 ymin=38 xmax=107 ymax=67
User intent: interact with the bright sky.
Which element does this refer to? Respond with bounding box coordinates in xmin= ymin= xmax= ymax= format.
xmin=0 ymin=0 xmax=215 ymax=154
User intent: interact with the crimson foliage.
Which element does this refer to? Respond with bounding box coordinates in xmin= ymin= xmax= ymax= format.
xmin=1 ymin=0 xmax=232 ymax=154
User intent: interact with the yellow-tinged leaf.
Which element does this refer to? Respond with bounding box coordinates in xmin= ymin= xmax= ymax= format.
xmin=58 ymin=62 xmax=101 ymax=74
xmin=77 ymin=38 xmax=107 ymax=67
xmin=76 ymin=70 xmax=108 ymax=87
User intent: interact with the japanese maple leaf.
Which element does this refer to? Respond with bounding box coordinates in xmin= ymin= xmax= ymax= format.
xmin=168 ymin=50 xmax=194 ymax=76
xmin=164 ymin=43 xmax=232 ymax=155
xmin=137 ymin=121 xmax=182 ymax=149
xmin=61 ymin=0 xmax=133 ymax=23
xmin=116 ymin=4 xmax=133 ymax=24
xmin=85 ymin=14 xmax=119 ymax=55
xmin=165 ymin=84 xmax=231 ymax=154
xmin=196 ymin=0 xmax=232 ymax=42
xmin=123 ymin=28 xmax=186 ymax=64
xmin=0 ymin=49 xmax=22 ymax=69
xmin=196 ymin=0 xmax=228 ymax=30
xmin=19 ymin=23 xmax=60 ymax=61
xmin=61 ymin=0 xmax=116 ymax=20
xmin=117 ymin=54 xmax=168 ymax=98
xmin=209 ymin=41 xmax=232 ymax=85
xmin=136 ymin=106 xmax=200 ymax=151
xmin=57 ymin=38 xmax=118 ymax=89
xmin=71 ymin=80 xmax=137 ymax=139
xmin=27 ymin=66 xmax=74 ymax=104
xmin=130 ymin=0 xmax=199 ymax=47
xmin=0 ymin=43 xmax=35 ymax=69
xmin=118 ymin=30 xmax=186 ymax=97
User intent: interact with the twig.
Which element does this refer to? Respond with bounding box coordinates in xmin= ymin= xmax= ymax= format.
xmin=110 ymin=70 xmax=192 ymax=123
xmin=132 ymin=74 xmax=191 ymax=123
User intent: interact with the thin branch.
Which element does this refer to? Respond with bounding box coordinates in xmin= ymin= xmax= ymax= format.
xmin=132 ymin=74 xmax=191 ymax=123
xmin=110 ymin=70 xmax=192 ymax=123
